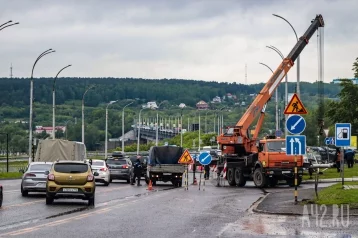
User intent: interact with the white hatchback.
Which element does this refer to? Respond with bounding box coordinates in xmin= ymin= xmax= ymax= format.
xmin=90 ymin=159 xmax=110 ymax=186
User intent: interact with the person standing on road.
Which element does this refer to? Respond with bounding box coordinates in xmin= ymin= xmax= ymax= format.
xmin=132 ymin=157 xmax=143 ymax=186
xmin=335 ymin=148 xmax=341 ymax=172
xmin=204 ymin=165 xmax=210 ymax=180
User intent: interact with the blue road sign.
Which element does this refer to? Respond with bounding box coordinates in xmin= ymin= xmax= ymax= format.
xmin=335 ymin=123 xmax=351 ymax=146
xmin=275 ymin=130 xmax=282 ymax=137
xmin=198 ymin=152 xmax=212 ymax=166
xmin=325 ymin=137 xmax=335 ymax=145
xmin=286 ymin=115 xmax=306 ymax=134
xmin=286 ymin=135 xmax=306 ymax=155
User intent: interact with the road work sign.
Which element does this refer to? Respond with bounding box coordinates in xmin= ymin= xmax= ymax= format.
xmin=284 ymin=93 xmax=308 ymax=115
xmin=178 ymin=149 xmax=194 ymax=164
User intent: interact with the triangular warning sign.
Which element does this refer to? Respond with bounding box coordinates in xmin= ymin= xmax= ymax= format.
xmin=178 ymin=149 xmax=194 ymax=164
xmin=284 ymin=93 xmax=308 ymax=115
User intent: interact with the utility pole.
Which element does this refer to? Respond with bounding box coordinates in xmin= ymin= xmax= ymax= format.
xmin=10 ymin=63 xmax=13 ymax=78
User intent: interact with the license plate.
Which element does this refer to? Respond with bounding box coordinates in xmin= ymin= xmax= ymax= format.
xmin=63 ymin=188 xmax=78 ymax=192
xmin=111 ymin=170 xmax=120 ymax=174
xmin=163 ymin=173 xmax=172 ymax=175
xmin=282 ymin=171 xmax=291 ymax=174
xmin=37 ymin=183 xmax=46 ymax=187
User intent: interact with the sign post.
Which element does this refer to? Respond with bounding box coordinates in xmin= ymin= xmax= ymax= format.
xmin=178 ymin=149 xmax=194 ymax=191
xmin=335 ymin=123 xmax=351 ymax=188
xmin=284 ymin=93 xmax=307 ymax=204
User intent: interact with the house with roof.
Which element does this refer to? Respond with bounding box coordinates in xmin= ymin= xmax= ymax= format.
xmin=212 ymin=96 xmax=221 ymax=103
xmin=196 ymin=100 xmax=209 ymax=110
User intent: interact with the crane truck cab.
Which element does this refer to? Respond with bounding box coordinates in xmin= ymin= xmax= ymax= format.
xmin=256 ymin=137 xmax=303 ymax=187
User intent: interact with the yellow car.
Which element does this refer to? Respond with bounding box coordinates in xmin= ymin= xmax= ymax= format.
xmin=45 ymin=161 xmax=98 ymax=206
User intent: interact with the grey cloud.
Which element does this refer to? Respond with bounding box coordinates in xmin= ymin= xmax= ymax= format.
xmin=0 ymin=0 xmax=357 ymax=84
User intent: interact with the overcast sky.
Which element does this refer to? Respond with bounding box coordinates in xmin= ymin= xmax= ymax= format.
xmin=0 ymin=0 xmax=357 ymax=84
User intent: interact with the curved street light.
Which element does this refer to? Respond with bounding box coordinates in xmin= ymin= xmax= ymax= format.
xmin=137 ymin=107 xmax=149 ymax=155
xmin=0 ymin=20 xmax=19 ymax=31
xmin=104 ymin=100 xmax=118 ymax=159
xmin=266 ymin=45 xmax=288 ymax=136
xmin=52 ymin=65 xmax=72 ymax=139
xmin=155 ymin=100 xmax=168 ymax=146
xmin=259 ymin=62 xmax=278 ymax=131
xmin=28 ymin=49 xmax=55 ymax=163
xmin=82 ymin=85 xmax=95 ymax=144
xmin=122 ymin=101 xmax=134 ymax=154
xmin=273 ymin=14 xmax=300 ymax=96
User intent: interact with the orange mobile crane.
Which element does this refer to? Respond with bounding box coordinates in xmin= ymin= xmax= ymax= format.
xmin=216 ymin=14 xmax=324 ymax=188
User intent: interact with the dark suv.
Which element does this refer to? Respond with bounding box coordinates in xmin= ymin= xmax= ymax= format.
xmin=106 ymin=158 xmax=133 ymax=183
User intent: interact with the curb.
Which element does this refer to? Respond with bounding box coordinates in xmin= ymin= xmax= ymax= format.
xmin=252 ymin=192 xmax=358 ymax=217
xmin=302 ymin=178 xmax=358 ymax=184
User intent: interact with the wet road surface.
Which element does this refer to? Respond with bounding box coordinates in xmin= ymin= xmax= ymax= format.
xmin=0 ymin=178 xmax=357 ymax=237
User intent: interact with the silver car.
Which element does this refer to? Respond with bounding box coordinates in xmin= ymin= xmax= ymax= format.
xmin=21 ymin=162 xmax=53 ymax=196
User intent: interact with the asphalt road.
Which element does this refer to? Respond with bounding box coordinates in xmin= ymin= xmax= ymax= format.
xmin=0 ymin=176 xmax=357 ymax=237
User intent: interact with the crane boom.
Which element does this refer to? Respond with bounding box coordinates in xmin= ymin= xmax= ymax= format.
xmin=236 ymin=15 xmax=324 ymax=138
xmin=217 ymin=14 xmax=324 ymax=155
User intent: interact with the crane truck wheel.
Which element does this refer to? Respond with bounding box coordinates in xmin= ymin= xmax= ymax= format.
xmin=234 ymin=169 xmax=246 ymax=187
xmin=253 ymin=168 xmax=267 ymax=188
xmin=227 ymin=168 xmax=236 ymax=186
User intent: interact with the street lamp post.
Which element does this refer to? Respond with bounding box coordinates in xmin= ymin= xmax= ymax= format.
xmin=266 ymin=45 xmax=288 ymax=136
xmin=29 ymin=49 xmax=55 ymax=163
xmin=259 ymin=62 xmax=278 ymax=131
xmin=0 ymin=133 xmax=9 ymax=172
xmin=105 ymin=101 xmax=117 ymax=159
xmin=82 ymin=85 xmax=95 ymax=144
xmin=64 ymin=120 xmax=72 ymax=140
xmin=52 ymin=65 xmax=72 ymax=139
xmin=273 ymin=14 xmax=300 ymax=96
xmin=155 ymin=101 xmax=167 ymax=146
xmin=205 ymin=110 xmax=210 ymax=133
xmin=0 ymin=20 xmax=19 ymax=32
xmin=122 ymin=101 xmax=134 ymax=154
xmin=137 ymin=108 xmax=148 ymax=155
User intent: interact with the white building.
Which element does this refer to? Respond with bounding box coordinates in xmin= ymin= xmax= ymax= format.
xmin=212 ymin=96 xmax=221 ymax=103
xmin=142 ymin=101 xmax=158 ymax=109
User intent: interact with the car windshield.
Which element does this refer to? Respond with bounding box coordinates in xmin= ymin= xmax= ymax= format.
xmin=106 ymin=159 xmax=126 ymax=165
xmin=92 ymin=161 xmax=105 ymax=166
xmin=29 ymin=164 xmax=52 ymax=171
xmin=266 ymin=141 xmax=285 ymax=152
xmin=54 ymin=163 xmax=88 ymax=173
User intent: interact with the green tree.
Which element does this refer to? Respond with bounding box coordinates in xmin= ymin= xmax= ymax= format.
xmin=325 ymin=80 xmax=358 ymax=133
xmin=353 ymin=57 xmax=358 ymax=78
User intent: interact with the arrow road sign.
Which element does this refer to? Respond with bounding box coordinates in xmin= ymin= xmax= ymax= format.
xmin=325 ymin=137 xmax=335 ymax=145
xmin=286 ymin=115 xmax=306 ymax=134
xmin=286 ymin=135 xmax=306 ymax=155
xmin=198 ymin=152 xmax=212 ymax=166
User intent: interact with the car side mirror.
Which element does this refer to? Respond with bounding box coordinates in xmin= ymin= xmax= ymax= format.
xmin=19 ymin=169 xmax=24 ymax=174
xmin=44 ymin=171 xmax=49 ymax=175
xmin=93 ymin=172 xmax=99 ymax=176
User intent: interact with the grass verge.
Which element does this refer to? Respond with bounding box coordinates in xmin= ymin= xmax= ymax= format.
xmin=0 ymin=172 xmax=23 ymax=179
xmin=314 ymin=182 xmax=358 ymax=208
xmin=302 ymin=164 xmax=358 ymax=180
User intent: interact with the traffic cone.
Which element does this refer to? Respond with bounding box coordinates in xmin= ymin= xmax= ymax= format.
xmin=193 ymin=177 xmax=198 ymax=185
xmin=147 ymin=180 xmax=153 ymax=191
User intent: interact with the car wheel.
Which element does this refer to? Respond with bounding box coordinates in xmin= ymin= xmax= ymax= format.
xmin=0 ymin=187 xmax=3 ymax=208
xmin=103 ymin=181 xmax=109 ymax=186
xmin=45 ymin=195 xmax=54 ymax=205
xmin=88 ymin=195 xmax=95 ymax=206
xmin=21 ymin=185 xmax=28 ymax=197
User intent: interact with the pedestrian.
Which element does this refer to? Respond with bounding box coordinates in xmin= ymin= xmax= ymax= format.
xmin=204 ymin=165 xmax=210 ymax=180
xmin=334 ymin=148 xmax=341 ymax=173
xmin=345 ymin=149 xmax=355 ymax=168
xmin=132 ymin=157 xmax=143 ymax=186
